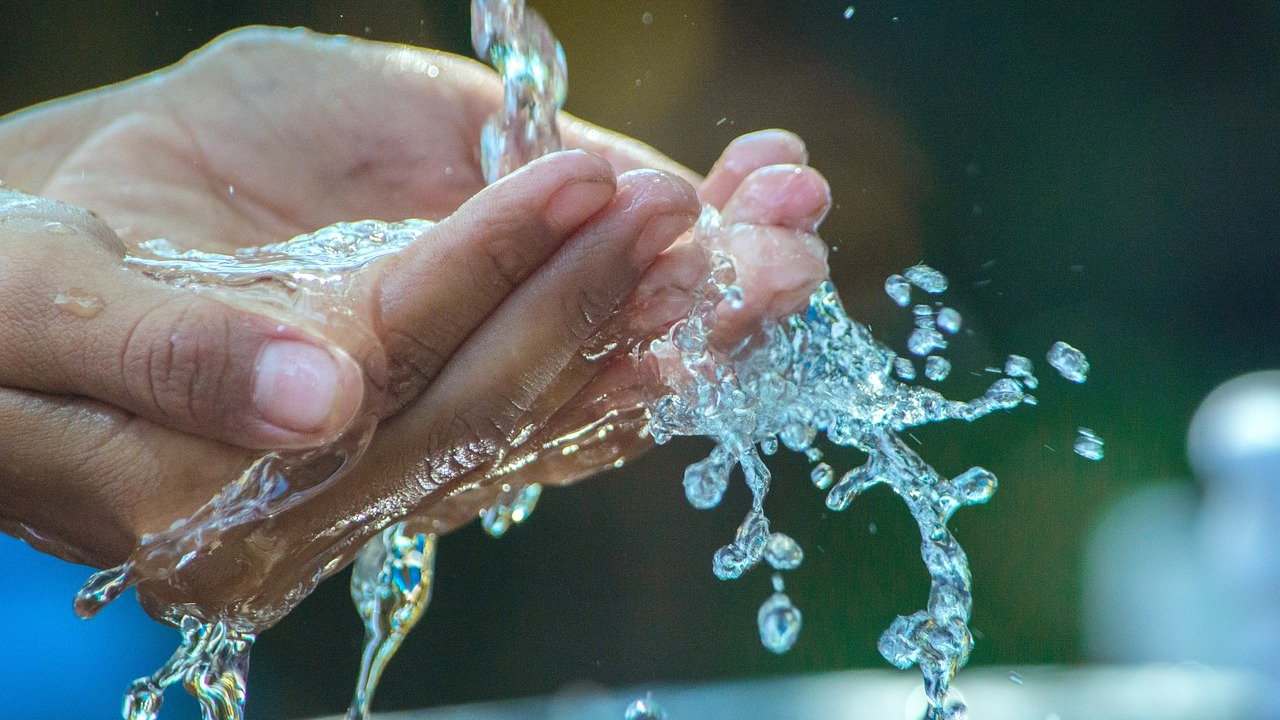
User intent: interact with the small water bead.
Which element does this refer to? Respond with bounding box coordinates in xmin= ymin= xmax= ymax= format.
xmin=885 ymin=273 xmax=912 ymax=307
xmin=924 ymin=356 xmax=951 ymax=382
xmin=53 ymin=289 xmax=104 ymax=318
xmin=772 ymin=573 xmax=786 ymax=592
xmin=805 ymin=447 xmax=824 ymax=463
xmin=1008 ymin=670 xmax=1025 ymax=685
xmin=780 ymin=422 xmax=816 ymax=451
xmin=760 ymin=436 xmax=779 ymax=455
xmin=904 ymin=263 xmax=949 ymax=294
xmin=810 ymin=462 xmax=835 ymax=490
xmin=936 ymin=307 xmax=962 ymax=334
xmin=624 ymin=693 xmax=667 ymax=720
xmin=764 ymin=532 xmax=804 ymax=570
xmin=1004 ymin=354 xmax=1033 ymax=378
xmin=895 ymin=356 xmax=917 ymax=381
xmin=843 ymin=5 xmax=855 ymax=20
xmin=1073 ymin=427 xmax=1105 ymax=461
xmin=684 ymin=454 xmax=731 ymax=509
xmin=908 ymin=326 xmax=946 ymax=356
xmin=1046 ymin=341 xmax=1090 ymax=383
xmin=757 ymin=591 xmax=802 ymax=654
xmin=43 ymin=220 xmax=76 ymax=235
xmin=951 ymin=467 xmax=997 ymax=505
xmin=912 ymin=304 xmax=934 ymax=329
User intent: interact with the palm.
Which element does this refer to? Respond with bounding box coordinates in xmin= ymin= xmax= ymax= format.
xmin=37 ymin=31 xmax=494 ymax=253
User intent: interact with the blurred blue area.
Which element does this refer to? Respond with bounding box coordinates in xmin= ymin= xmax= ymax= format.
xmin=0 ymin=536 xmax=194 ymax=720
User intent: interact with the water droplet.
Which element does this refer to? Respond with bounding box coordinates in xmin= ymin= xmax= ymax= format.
xmin=43 ymin=221 xmax=76 ymax=235
xmin=912 ymin=304 xmax=934 ymax=329
xmin=771 ymin=573 xmax=786 ymax=592
xmin=936 ymin=307 xmax=962 ymax=334
xmin=952 ymin=467 xmax=997 ymax=505
xmin=810 ymin=462 xmax=835 ymax=490
xmin=757 ymin=592 xmax=802 ymax=653
xmin=53 ymin=289 xmax=105 ymax=318
xmin=894 ymin=356 xmax=917 ymax=380
xmin=908 ymin=327 xmax=946 ymax=356
xmin=1073 ymin=427 xmax=1104 ymax=461
xmin=764 ymin=532 xmax=804 ymax=570
xmin=884 ymin=273 xmax=911 ymax=307
xmin=925 ymin=356 xmax=951 ymax=381
xmin=1046 ymin=341 xmax=1089 ymax=383
xmin=641 ymin=11 xmax=654 ymax=25
xmin=804 ymin=446 xmax=823 ymax=462
xmin=1008 ymin=670 xmax=1025 ymax=685
xmin=903 ymin=263 xmax=948 ymax=294
xmin=843 ymin=5 xmax=856 ymax=20
xmin=683 ymin=455 xmax=730 ymax=509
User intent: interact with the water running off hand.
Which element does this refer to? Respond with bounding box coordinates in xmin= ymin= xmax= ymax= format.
xmin=64 ymin=2 xmax=1099 ymax=719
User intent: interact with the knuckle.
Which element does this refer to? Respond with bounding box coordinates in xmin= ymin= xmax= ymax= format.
xmin=382 ymin=328 xmax=450 ymax=401
xmin=472 ymin=218 xmax=537 ymax=293
xmin=563 ymin=284 xmax=617 ymax=342
xmin=121 ymin=298 xmax=231 ymax=429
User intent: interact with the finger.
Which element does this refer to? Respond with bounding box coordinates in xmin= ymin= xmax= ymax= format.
xmin=721 ymin=163 xmax=832 ymax=232
xmin=417 ymin=169 xmax=698 ymax=444
xmin=296 ymin=170 xmax=699 ymax=530
xmin=374 ymin=149 xmax=616 ymax=409
xmin=699 ymin=130 xmax=809 ymax=209
xmin=0 ymin=387 xmax=247 ymax=568
xmin=0 ymin=191 xmax=364 ymax=450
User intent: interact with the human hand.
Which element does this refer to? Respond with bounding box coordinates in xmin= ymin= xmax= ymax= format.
xmin=0 ymin=28 xmax=828 ymax=626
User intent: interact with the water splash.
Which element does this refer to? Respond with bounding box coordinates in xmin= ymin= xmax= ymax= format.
xmin=346 ymin=523 xmax=438 ymax=720
xmin=641 ymin=212 xmax=1088 ymax=716
xmin=122 ymin=616 xmax=254 ymax=720
xmin=471 ymin=0 xmax=567 ymax=183
xmin=61 ymin=2 xmax=1099 ymax=717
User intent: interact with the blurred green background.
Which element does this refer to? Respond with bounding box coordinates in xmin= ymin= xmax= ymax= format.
xmin=1 ymin=1 xmax=1277 ymax=718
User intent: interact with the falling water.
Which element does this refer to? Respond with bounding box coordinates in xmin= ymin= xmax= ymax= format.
xmin=347 ymin=524 xmax=438 ymax=720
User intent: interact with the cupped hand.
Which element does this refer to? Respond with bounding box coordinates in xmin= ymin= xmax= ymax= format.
xmin=0 ymin=27 xmax=830 ymax=626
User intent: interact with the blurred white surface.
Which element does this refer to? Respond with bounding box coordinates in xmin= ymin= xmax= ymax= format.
xmin=324 ymin=664 xmax=1267 ymax=720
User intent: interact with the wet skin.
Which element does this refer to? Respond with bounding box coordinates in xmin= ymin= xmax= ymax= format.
xmin=0 ymin=27 xmax=829 ymax=625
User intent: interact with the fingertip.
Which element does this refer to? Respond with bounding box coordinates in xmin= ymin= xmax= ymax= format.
xmin=722 ymin=164 xmax=832 ymax=232
xmin=613 ymin=169 xmax=700 ymax=264
xmin=251 ymin=338 xmax=365 ymax=448
xmin=700 ymin=129 xmax=810 ymax=207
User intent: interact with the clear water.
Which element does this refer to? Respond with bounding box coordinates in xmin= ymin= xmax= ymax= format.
xmin=347 ymin=523 xmax=438 ymax=720
xmin=640 ymin=204 xmax=1096 ymax=717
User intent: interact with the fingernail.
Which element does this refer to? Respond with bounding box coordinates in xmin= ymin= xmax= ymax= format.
xmin=635 ymin=211 xmax=697 ymax=265
xmin=253 ymin=340 xmax=349 ymax=434
xmin=723 ymin=130 xmax=808 ymax=171
xmin=545 ymin=178 xmax=614 ymax=233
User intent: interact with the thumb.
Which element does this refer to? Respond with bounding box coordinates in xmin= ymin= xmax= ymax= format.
xmin=0 ymin=191 xmax=364 ymax=449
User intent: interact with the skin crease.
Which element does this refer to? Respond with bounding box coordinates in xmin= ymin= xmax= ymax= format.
xmin=0 ymin=27 xmax=830 ymax=626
